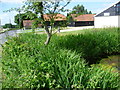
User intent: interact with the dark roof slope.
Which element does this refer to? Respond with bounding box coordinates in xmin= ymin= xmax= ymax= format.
xmin=95 ymin=1 xmax=120 ymax=17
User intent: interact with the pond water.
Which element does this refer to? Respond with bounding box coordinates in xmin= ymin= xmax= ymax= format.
xmin=100 ymin=55 xmax=120 ymax=71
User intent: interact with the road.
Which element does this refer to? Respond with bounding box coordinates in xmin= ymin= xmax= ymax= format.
xmin=0 ymin=29 xmax=20 ymax=45
xmin=0 ymin=29 xmax=43 ymax=45
xmin=60 ymin=26 xmax=94 ymax=32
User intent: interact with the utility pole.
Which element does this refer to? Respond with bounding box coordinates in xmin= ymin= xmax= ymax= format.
xmin=18 ymin=10 xmax=21 ymax=29
xmin=9 ymin=18 xmax=11 ymax=24
xmin=9 ymin=18 xmax=12 ymax=28
xmin=0 ymin=18 xmax=2 ymax=30
xmin=15 ymin=8 xmax=22 ymax=29
xmin=3 ymin=6 xmax=23 ymax=29
xmin=0 ymin=0 xmax=2 ymax=30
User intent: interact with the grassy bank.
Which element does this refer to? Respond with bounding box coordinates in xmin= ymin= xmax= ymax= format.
xmin=2 ymin=27 xmax=120 ymax=88
xmin=0 ymin=47 xmax=2 ymax=56
xmin=0 ymin=46 xmax=2 ymax=89
xmin=58 ymin=27 xmax=119 ymax=64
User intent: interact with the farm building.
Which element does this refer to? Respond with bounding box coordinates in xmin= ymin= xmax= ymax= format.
xmin=23 ymin=14 xmax=67 ymax=29
xmin=23 ymin=20 xmax=34 ymax=29
xmin=94 ymin=1 xmax=120 ymax=28
xmin=68 ymin=14 xmax=95 ymax=27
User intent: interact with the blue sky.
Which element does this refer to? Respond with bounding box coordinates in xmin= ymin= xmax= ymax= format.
xmin=0 ymin=0 xmax=119 ymax=25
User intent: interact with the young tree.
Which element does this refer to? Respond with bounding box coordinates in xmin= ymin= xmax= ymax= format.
xmin=70 ymin=4 xmax=92 ymax=15
xmin=23 ymin=0 xmax=71 ymax=45
xmin=88 ymin=11 xmax=92 ymax=14
xmin=4 ymin=7 xmax=38 ymax=29
xmin=3 ymin=23 xmax=12 ymax=28
xmin=14 ymin=11 xmax=37 ymax=28
xmin=4 ymin=8 xmax=23 ymax=29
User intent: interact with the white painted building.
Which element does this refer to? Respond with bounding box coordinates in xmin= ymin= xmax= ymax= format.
xmin=94 ymin=1 xmax=120 ymax=28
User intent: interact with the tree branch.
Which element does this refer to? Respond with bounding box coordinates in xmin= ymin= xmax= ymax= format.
xmin=58 ymin=1 xmax=70 ymax=12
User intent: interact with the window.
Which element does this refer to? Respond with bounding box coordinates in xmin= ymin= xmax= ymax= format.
xmin=116 ymin=3 xmax=120 ymax=15
xmin=104 ymin=13 xmax=110 ymax=16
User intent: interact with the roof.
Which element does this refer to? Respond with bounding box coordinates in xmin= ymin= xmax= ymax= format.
xmin=95 ymin=1 xmax=120 ymax=17
xmin=23 ymin=20 xmax=34 ymax=27
xmin=43 ymin=14 xmax=66 ymax=21
xmin=71 ymin=14 xmax=95 ymax=21
xmin=23 ymin=14 xmax=66 ymax=27
xmin=23 ymin=20 xmax=42 ymax=27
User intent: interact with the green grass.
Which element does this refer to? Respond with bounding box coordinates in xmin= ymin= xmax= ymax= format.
xmin=2 ymin=27 xmax=120 ymax=88
xmin=60 ymin=28 xmax=91 ymax=35
xmin=0 ymin=46 xmax=2 ymax=89
xmin=0 ymin=47 xmax=2 ymax=56
xmin=59 ymin=27 xmax=119 ymax=35
xmin=57 ymin=27 xmax=120 ymax=64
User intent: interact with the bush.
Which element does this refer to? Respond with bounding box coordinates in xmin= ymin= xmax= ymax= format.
xmin=2 ymin=33 xmax=87 ymax=88
xmin=2 ymin=27 xmax=120 ymax=88
xmin=56 ymin=27 xmax=119 ymax=64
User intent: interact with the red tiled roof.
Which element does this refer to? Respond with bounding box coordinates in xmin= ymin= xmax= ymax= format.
xmin=71 ymin=14 xmax=95 ymax=21
xmin=43 ymin=14 xmax=66 ymax=21
xmin=23 ymin=14 xmax=66 ymax=27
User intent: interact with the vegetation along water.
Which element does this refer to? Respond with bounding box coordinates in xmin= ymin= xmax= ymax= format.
xmin=2 ymin=27 xmax=120 ymax=88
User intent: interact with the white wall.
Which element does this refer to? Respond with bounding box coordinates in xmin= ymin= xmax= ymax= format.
xmin=118 ymin=16 xmax=120 ymax=27
xmin=94 ymin=16 xmax=119 ymax=28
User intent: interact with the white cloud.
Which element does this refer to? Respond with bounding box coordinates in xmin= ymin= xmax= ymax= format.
xmin=0 ymin=0 xmax=118 ymax=3
xmin=0 ymin=11 xmax=18 ymax=25
xmin=0 ymin=13 xmax=9 ymax=25
xmin=95 ymin=1 xmax=116 ymax=14
xmin=0 ymin=0 xmax=26 ymax=3
xmin=70 ymin=0 xmax=118 ymax=2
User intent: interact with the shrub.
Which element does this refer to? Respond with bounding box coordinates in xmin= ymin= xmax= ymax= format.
xmin=2 ymin=33 xmax=87 ymax=88
xmin=56 ymin=27 xmax=119 ymax=64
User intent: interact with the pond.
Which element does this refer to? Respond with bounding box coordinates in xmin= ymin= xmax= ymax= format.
xmin=100 ymin=55 xmax=120 ymax=71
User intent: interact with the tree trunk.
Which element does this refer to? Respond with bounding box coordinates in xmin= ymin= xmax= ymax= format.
xmin=44 ymin=33 xmax=51 ymax=45
xmin=44 ymin=25 xmax=51 ymax=45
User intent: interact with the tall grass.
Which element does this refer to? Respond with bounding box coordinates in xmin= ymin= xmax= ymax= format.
xmin=2 ymin=27 xmax=120 ymax=88
xmin=56 ymin=27 xmax=119 ymax=64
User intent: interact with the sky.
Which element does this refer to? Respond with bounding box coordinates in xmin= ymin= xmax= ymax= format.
xmin=0 ymin=0 xmax=119 ymax=25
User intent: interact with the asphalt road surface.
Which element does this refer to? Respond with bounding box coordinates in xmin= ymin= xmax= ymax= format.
xmin=0 ymin=29 xmax=43 ymax=45
xmin=0 ymin=29 xmax=19 ymax=45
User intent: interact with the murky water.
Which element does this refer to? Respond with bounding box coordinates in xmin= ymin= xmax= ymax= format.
xmin=100 ymin=55 xmax=120 ymax=71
